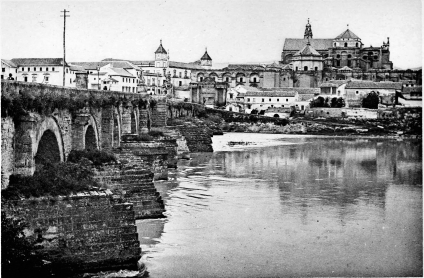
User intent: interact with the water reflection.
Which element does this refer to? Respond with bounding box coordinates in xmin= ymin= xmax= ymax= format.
xmin=137 ymin=134 xmax=422 ymax=277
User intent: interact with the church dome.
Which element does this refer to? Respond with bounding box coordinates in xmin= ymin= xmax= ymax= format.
xmin=335 ymin=29 xmax=360 ymax=40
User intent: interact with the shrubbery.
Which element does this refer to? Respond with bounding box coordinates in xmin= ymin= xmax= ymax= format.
xmin=1 ymin=212 xmax=50 ymax=277
xmin=2 ymin=161 xmax=98 ymax=199
xmin=67 ymin=149 xmax=117 ymax=166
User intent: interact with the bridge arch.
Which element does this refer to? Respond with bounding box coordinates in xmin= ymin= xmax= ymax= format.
xmin=84 ymin=114 xmax=100 ymax=150
xmin=34 ymin=116 xmax=65 ymax=165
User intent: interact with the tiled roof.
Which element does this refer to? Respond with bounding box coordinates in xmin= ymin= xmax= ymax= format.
xmin=320 ymin=80 xmax=348 ymax=87
xmin=70 ymin=61 xmax=139 ymax=70
xmin=403 ymin=86 xmax=422 ymax=94
xmin=1 ymin=59 xmax=17 ymax=67
xmin=283 ymin=39 xmax=333 ymax=51
xmin=335 ymin=29 xmax=360 ymax=40
xmin=338 ymin=66 xmax=352 ymax=71
xmin=11 ymin=58 xmax=68 ymax=66
xmin=260 ymin=87 xmax=320 ymax=95
xmin=201 ymin=50 xmax=212 ymax=61
xmin=346 ymin=81 xmax=403 ymax=90
xmin=298 ymin=94 xmax=315 ymax=101
xmin=169 ymin=61 xmax=204 ymax=70
xmin=108 ymin=68 xmax=135 ymax=77
xmin=245 ymin=90 xmax=297 ymax=97
xmin=155 ymin=41 xmax=167 ymax=54
xmin=102 ymin=58 xmax=155 ymax=66
xmin=226 ymin=64 xmax=266 ymax=70
xmin=293 ymin=43 xmax=321 ymax=56
xmin=69 ymin=65 xmax=86 ymax=72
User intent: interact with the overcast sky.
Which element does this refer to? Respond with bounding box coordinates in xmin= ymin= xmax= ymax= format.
xmin=1 ymin=0 xmax=422 ymax=69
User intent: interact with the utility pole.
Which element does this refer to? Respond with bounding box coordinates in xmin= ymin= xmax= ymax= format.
xmin=60 ymin=9 xmax=70 ymax=86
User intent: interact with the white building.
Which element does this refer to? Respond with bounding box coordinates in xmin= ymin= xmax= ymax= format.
xmin=1 ymin=59 xmax=18 ymax=80
xmin=70 ymin=61 xmax=140 ymax=92
xmin=291 ymin=41 xmax=323 ymax=72
xmin=11 ymin=58 xmax=74 ymax=87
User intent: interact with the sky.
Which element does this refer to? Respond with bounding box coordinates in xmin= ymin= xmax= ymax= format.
xmin=1 ymin=0 xmax=422 ymax=69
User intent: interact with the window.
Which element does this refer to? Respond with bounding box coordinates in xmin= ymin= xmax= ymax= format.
xmin=46 ymin=67 xmax=49 ymax=71
xmin=1 ymin=68 xmax=4 ymax=72
xmin=344 ymin=42 xmax=348 ymax=47
xmin=262 ymin=98 xmax=264 ymax=102
xmin=269 ymin=98 xmax=271 ymax=102
xmin=179 ymin=81 xmax=182 ymax=86
xmin=247 ymin=98 xmax=250 ymax=102
xmin=229 ymin=93 xmax=233 ymax=99
xmin=40 ymin=67 xmax=42 ymax=71
xmin=28 ymin=68 xmax=30 ymax=71
xmin=334 ymin=42 xmax=337 ymax=47
xmin=226 ymin=77 xmax=229 ymax=82
xmin=200 ymin=77 xmax=203 ymax=81
xmin=326 ymin=78 xmax=328 ymax=81
xmin=22 ymin=68 xmax=24 ymax=71
xmin=70 ymin=78 xmax=72 ymax=83
xmin=315 ymin=67 xmax=318 ymax=71
xmin=229 ymin=107 xmax=233 ymax=111
xmin=277 ymin=99 xmax=279 ymax=102
xmin=356 ymin=43 xmax=358 ymax=47
xmin=24 ymin=76 xmax=28 ymax=82
xmin=283 ymin=78 xmax=286 ymax=81
xmin=1 ymin=75 xmax=3 ymax=79
xmin=336 ymin=54 xmax=341 ymax=59
xmin=286 ymin=99 xmax=288 ymax=102
xmin=122 ymin=77 xmax=124 ymax=82
xmin=94 ymin=78 xmax=96 ymax=80
xmin=179 ymin=72 xmax=182 ymax=78
xmin=253 ymin=77 xmax=257 ymax=82
xmin=304 ymin=66 xmax=308 ymax=71
xmin=45 ymin=77 xmax=49 ymax=81
xmin=295 ymin=67 xmax=298 ymax=71
xmin=34 ymin=67 xmax=36 ymax=71
xmin=239 ymin=78 xmax=243 ymax=82
xmin=356 ymin=91 xmax=359 ymax=94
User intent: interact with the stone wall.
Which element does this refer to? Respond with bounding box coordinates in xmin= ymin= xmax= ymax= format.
xmin=93 ymin=162 xmax=165 ymax=219
xmin=1 ymin=117 xmax=15 ymax=188
xmin=151 ymin=98 xmax=167 ymax=127
xmin=2 ymin=191 xmax=141 ymax=273
xmin=177 ymin=125 xmax=213 ymax=152
xmin=306 ymin=107 xmax=378 ymax=119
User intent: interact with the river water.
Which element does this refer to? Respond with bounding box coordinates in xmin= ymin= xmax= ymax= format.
xmin=137 ymin=133 xmax=422 ymax=277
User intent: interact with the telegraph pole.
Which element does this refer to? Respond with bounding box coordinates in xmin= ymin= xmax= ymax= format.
xmin=60 ymin=9 xmax=70 ymax=86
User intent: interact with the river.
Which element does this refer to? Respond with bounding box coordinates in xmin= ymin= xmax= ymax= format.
xmin=137 ymin=133 xmax=422 ymax=277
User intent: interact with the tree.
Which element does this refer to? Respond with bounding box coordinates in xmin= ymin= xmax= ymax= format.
xmin=362 ymin=92 xmax=379 ymax=109
xmin=310 ymin=96 xmax=325 ymax=108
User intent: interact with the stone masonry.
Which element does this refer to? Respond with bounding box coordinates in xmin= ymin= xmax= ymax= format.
xmin=2 ymin=191 xmax=141 ymax=273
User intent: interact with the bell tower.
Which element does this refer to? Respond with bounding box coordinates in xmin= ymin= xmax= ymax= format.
xmin=304 ymin=18 xmax=313 ymax=39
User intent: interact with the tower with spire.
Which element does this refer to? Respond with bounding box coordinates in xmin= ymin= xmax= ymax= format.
xmin=155 ymin=39 xmax=168 ymax=68
xmin=200 ymin=48 xmax=212 ymax=68
xmin=304 ymin=18 xmax=313 ymax=39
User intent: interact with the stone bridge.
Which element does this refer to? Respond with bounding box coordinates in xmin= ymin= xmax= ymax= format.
xmin=1 ymin=80 xmax=203 ymax=187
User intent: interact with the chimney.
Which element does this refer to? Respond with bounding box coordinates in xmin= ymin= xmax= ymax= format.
xmin=75 ymin=71 xmax=88 ymax=89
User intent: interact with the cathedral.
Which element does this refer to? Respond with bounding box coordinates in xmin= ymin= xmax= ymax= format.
xmin=281 ymin=19 xmax=393 ymax=71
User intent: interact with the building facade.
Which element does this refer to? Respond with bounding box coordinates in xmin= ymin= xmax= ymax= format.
xmin=1 ymin=59 xmax=18 ymax=80
xmin=11 ymin=58 xmax=74 ymax=87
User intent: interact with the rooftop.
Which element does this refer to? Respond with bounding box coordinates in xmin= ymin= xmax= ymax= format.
xmin=283 ymin=38 xmax=333 ymax=51
xmin=346 ymin=81 xmax=403 ymax=90
xmin=293 ymin=43 xmax=321 ymax=56
xmin=11 ymin=58 xmax=68 ymax=66
xmin=335 ymin=29 xmax=360 ymax=40
xmin=1 ymin=59 xmax=17 ymax=68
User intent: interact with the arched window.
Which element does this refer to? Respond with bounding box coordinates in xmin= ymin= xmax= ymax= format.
xmin=344 ymin=42 xmax=348 ymax=47
xmin=347 ymin=54 xmax=352 ymax=59
xmin=304 ymin=66 xmax=308 ymax=71
xmin=295 ymin=67 xmax=298 ymax=71
xmin=356 ymin=42 xmax=359 ymax=47
xmin=334 ymin=42 xmax=337 ymax=47
xmin=314 ymin=67 xmax=318 ymax=71
xmin=336 ymin=54 xmax=341 ymax=59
